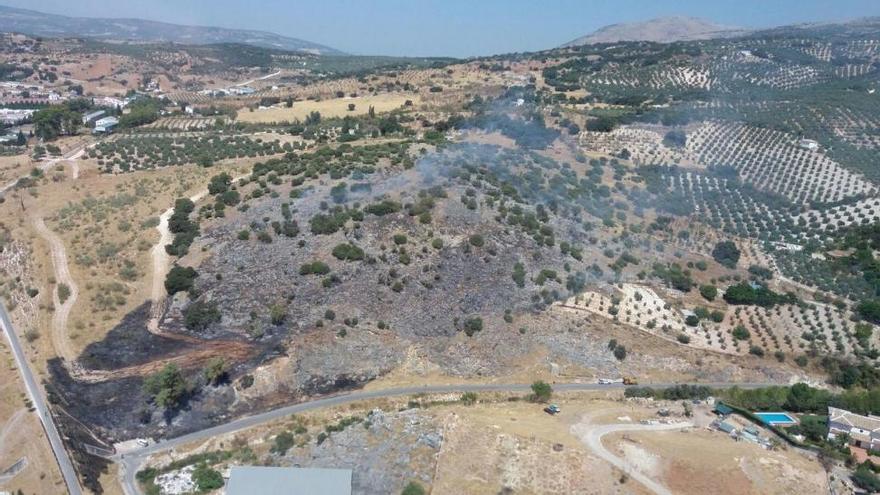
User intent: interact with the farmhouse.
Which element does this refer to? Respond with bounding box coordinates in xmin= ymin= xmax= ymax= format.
xmin=827 ymin=407 xmax=880 ymax=451
xmin=225 ymin=466 xmax=352 ymax=495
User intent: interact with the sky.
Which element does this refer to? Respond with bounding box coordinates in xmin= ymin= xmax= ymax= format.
xmin=4 ymin=0 xmax=880 ymax=57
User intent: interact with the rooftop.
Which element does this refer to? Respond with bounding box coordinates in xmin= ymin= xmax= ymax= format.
xmin=226 ymin=466 xmax=352 ymax=495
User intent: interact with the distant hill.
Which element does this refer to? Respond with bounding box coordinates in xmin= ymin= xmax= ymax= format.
xmin=562 ymin=16 xmax=749 ymax=46
xmin=0 ymin=4 xmax=343 ymax=55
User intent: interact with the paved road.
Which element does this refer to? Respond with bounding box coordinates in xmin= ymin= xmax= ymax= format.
xmin=117 ymin=380 xmax=775 ymax=495
xmin=0 ymin=303 xmax=82 ymax=495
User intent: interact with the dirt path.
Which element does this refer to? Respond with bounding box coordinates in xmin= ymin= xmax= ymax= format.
xmin=32 ymin=216 xmax=79 ymax=364
xmin=148 ymin=173 xmax=251 ymax=333
xmin=571 ymin=419 xmax=693 ymax=495
xmin=0 ymin=408 xmax=26 ymax=454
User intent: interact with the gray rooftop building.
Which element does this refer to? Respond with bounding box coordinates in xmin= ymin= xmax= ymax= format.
xmin=226 ymin=466 xmax=352 ymax=495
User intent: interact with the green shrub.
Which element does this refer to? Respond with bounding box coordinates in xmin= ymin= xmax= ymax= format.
xmin=732 ymin=325 xmax=750 ymax=341
xmin=332 ymin=243 xmax=365 ymax=261
xmin=463 ymin=316 xmax=483 ymax=336
xmin=183 ymin=301 xmax=221 ymax=331
xmin=699 ymin=284 xmax=717 ymax=301
xmin=164 ymin=265 xmax=198 ymax=295
xmin=300 ymin=261 xmax=331 ymax=275
xmin=530 ymin=380 xmax=552 ymax=402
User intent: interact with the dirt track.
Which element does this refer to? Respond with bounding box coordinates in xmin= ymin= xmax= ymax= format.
xmin=32 ymin=216 xmax=79 ymax=364
xmin=148 ymin=172 xmax=251 ymax=333
xmin=571 ymin=419 xmax=693 ymax=495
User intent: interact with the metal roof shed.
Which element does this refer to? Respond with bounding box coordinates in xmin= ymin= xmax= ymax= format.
xmin=226 ymin=466 xmax=352 ymax=495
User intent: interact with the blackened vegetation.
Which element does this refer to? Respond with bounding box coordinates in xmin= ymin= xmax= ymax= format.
xmin=78 ymin=303 xmax=198 ymax=370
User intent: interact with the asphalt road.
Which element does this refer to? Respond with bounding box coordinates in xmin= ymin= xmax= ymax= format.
xmin=117 ymin=380 xmax=776 ymax=495
xmin=0 ymin=303 xmax=83 ymax=495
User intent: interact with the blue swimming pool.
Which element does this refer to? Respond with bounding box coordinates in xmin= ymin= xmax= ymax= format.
xmin=754 ymin=412 xmax=797 ymax=425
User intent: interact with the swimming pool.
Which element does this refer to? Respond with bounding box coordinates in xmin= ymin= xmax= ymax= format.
xmin=754 ymin=412 xmax=797 ymax=425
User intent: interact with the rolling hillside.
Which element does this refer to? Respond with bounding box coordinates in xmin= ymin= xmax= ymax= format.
xmin=0 ymin=4 xmax=343 ymax=55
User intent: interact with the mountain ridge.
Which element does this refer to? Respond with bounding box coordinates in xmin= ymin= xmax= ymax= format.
xmin=0 ymin=4 xmax=343 ymax=55
xmin=562 ymin=15 xmax=750 ymax=46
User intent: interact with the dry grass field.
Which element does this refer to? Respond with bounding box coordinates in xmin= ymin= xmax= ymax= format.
xmin=236 ymin=93 xmax=420 ymax=123
xmin=0 ymin=342 xmax=65 ymax=495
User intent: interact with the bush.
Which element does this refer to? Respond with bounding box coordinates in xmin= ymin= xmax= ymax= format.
xmin=299 ymin=261 xmax=330 ymax=275
xmin=852 ymin=465 xmax=880 ymax=492
xmin=392 ymin=234 xmax=407 ymax=245
xmin=685 ymin=315 xmax=699 ymax=327
xmin=401 ymin=482 xmax=426 ymax=495
xmin=677 ymin=334 xmax=691 ymax=344
xmin=364 ymin=200 xmax=401 ymax=216
xmin=143 ymin=363 xmax=187 ymax=410
xmin=332 ymin=243 xmax=365 ymax=261
xmin=469 ymin=234 xmax=484 ymax=247
xmin=613 ymin=345 xmax=627 ymax=360
xmin=164 ymin=265 xmax=198 ymax=295
xmin=749 ymin=346 xmax=765 ymax=357
xmin=512 ymin=262 xmax=526 ymax=288
xmin=530 ymin=380 xmax=552 ymax=402
xmin=183 ymin=301 xmax=221 ymax=331
xmin=463 ymin=316 xmax=483 ymax=336
xmin=712 ymin=241 xmax=741 ymax=269
xmin=203 ymin=357 xmax=227 ymax=386
xmin=57 ymin=283 xmax=71 ymax=304
xmin=192 ymin=463 xmax=223 ymax=491
xmin=732 ymin=325 xmax=750 ymax=341
xmin=699 ymin=284 xmax=717 ymax=301
xmin=431 ymin=238 xmax=443 ymax=250
xmin=271 ymin=431 xmax=295 ymax=455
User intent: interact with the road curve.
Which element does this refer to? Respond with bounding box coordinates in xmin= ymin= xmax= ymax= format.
xmin=0 ymin=302 xmax=83 ymax=495
xmin=572 ymin=421 xmax=693 ymax=495
xmin=118 ymin=381 xmax=775 ymax=495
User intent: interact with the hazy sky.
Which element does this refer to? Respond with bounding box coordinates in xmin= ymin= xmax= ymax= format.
xmin=5 ymin=0 xmax=880 ymax=57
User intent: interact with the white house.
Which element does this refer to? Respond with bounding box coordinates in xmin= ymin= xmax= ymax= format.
xmin=827 ymin=406 xmax=880 ymax=451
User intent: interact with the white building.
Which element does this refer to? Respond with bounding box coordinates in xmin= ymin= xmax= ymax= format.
xmin=799 ymin=138 xmax=819 ymax=151
xmin=93 ymin=96 xmax=126 ymax=109
xmin=0 ymin=108 xmax=34 ymax=124
xmin=82 ymin=110 xmax=106 ymax=125
xmin=828 ymin=406 xmax=880 ymax=451
xmin=93 ymin=116 xmax=119 ymax=133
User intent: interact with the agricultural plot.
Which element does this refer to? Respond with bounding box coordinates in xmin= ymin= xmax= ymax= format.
xmin=717 ymin=303 xmax=873 ymax=358
xmin=684 ymin=121 xmax=876 ymax=204
xmin=236 ymin=93 xmax=419 ymax=124
xmin=559 ymin=283 xmax=877 ymax=361
xmin=143 ymin=116 xmax=228 ymax=131
xmin=579 ymin=127 xmax=688 ymax=166
xmin=583 ymin=64 xmax=714 ymax=93
xmin=88 ymin=135 xmax=289 ymax=172
xmin=558 ymin=284 xmax=720 ymax=352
